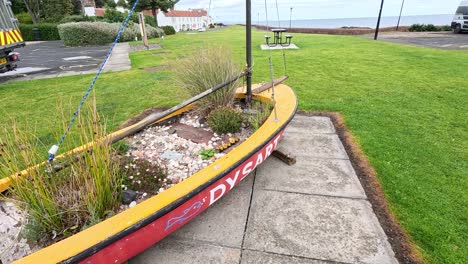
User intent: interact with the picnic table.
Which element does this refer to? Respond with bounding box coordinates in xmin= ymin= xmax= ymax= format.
xmin=265 ymin=28 xmax=293 ymax=47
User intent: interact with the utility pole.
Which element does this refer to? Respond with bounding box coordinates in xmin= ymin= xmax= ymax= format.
xmin=374 ymin=0 xmax=385 ymax=40
xmin=396 ymin=0 xmax=405 ymax=31
xmin=246 ymin=0 xmax=252 ymax=103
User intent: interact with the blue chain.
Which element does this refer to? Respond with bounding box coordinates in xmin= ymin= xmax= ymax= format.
xmin=48 ymin=0 xmax=140 ymax=163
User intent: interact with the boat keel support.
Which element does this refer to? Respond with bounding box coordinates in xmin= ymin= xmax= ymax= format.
xmin=272 ymin=146 xmax=296 ymax=165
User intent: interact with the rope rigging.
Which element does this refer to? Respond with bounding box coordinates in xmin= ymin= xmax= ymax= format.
xmin=263 ymin=0 xmax=292 ymax=121
xmin=47 ymin=0 xmax=141 ymax=163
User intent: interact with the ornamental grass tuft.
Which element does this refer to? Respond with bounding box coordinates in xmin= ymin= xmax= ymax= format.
xmin=173 ymin=46 xmax=242 ymax=115
xmin=0 ymin=103 xmax=122 ymax=242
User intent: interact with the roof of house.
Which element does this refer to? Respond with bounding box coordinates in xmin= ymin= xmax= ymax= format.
xmin=93 ymin=8 xmax=207 ymax=18
xmin=163 ymin=10 xmax=208 ymax=17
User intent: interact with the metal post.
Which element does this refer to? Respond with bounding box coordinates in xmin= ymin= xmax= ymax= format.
xmin=246 ymin=0 xmax=252 ymax=103
xmin=289 ymin=7 xmax=293 ymax=30
xmin=396 ymin=0 xmax=405 ymax=31
xmin=374 ymin=0 xmax=385 ymax=40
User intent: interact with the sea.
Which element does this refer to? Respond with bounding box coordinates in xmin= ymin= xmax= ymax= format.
xmin=253 ymin=14 xmax=453 ymax=29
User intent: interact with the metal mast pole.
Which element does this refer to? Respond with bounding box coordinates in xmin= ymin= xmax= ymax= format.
xmin=374 ymin=0 xmax=385 ymax=40
xmin=246 ymin=0 xmax=252 ymax=103
xmin=396 ymin=0 xmax=405 ymax=31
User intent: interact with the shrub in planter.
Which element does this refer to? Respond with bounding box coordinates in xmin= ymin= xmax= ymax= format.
xmin=162 ymin=25 xmax=176 ymax=35
xmin=207 ymin=106 xmax=243 ymax=134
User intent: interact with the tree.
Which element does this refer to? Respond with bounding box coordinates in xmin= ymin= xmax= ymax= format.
xmin=72 ymin=0 xmax=83 ymax=15
xmin=11 ymin=0 xmax=27 ymax=14
xmin=23 ymin=0 xmax=41 ymax=24
xmin=116 ymin=0 xmax=127 ymax=8
xmin=42 ymin=0 xmax=73 ymax=22
xmin=127 ymin=0 xmax=179 ymax=27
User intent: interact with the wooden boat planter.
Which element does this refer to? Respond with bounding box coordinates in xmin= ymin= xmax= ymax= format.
xmin=8 ymin=83 xmax=296 ymax=264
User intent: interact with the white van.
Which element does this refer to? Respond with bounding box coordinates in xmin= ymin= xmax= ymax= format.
xmin=452 ymin=0 xmax=468 ymax=33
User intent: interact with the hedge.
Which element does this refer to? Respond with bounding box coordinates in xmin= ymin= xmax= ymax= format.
xmin=19 ymin=23 xmax=61 ymax=41
xmin=59 ymin=15 xmax=98 ymax=24
xmin=16 ymin=12 xmax=33 ymax=24
xmin=408 ymin=24 xmax=452 ymax=32
xmin=161 ymin=25 xmax=176 ymax=35
xmin=58 ymin=22 xmax=164 ymax=46
xmin=144 ymin=15 xmax=157 ymax=27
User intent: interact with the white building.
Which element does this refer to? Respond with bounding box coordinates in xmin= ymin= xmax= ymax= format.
xmin=157 ymin=9 xmax=213 ymax=32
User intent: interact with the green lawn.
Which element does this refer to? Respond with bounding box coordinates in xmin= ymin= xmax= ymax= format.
xmin=1 ymin=26 xmax=467 ymax=263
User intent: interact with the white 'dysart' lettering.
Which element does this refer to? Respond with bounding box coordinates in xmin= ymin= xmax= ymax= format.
xmin=208 ymin=134 xmax=282 ymax=206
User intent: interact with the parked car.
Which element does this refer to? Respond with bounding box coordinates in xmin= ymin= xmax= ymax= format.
xmin=0 ymin=0 xmax=25 ymax=73
xmin=452 ymin=0 xmax=468 ymax=33
xmin=198 ymin=27 xmax=206 ymax=32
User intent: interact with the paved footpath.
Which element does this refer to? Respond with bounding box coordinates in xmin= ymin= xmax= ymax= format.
xmin=130 ymin=115 xmax=397 ymax=264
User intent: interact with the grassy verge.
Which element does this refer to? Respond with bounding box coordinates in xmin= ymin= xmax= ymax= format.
xmin=0 ymin=26 xmax=466 ymax=263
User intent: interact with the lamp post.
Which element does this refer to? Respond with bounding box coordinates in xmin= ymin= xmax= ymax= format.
xmin=396 ymin=0 xmax=405 ymax=31
xmin=374 ymin=0 xmax=385 ymax=40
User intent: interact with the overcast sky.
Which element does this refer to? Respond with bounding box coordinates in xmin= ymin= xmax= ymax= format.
xmin=176 ymin=0 xmax=462 ymax=22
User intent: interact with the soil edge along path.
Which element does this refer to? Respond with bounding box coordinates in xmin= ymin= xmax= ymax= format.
xmin=305 ymin=111 xmax=423 ymax=264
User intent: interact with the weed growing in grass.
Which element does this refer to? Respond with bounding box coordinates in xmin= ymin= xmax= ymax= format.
xmin=173 ymin=46 xmax=242 ymax=115
xmin=0 ymin=106 xmax=123 ymax=243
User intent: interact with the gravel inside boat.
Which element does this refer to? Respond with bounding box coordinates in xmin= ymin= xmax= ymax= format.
xmin=119 ymin=106 xmax=256 ymax=208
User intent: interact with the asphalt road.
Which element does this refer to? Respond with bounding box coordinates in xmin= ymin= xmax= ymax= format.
xmin=367 ymin=31 xmax=468 ymax=50
xmin=0 ymin=41 xmax=110 ymax=83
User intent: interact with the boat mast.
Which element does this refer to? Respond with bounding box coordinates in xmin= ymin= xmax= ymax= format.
xmin=246 ymin=0 xmax=252 ymax=103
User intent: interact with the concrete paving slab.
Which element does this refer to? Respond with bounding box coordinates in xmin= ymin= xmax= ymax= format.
xmin=241 ymin=250 xmax=329 ymax=264
xmin=244 ymin=190 xmax=396 ymax=264
xmin=130 ymin=238 xmax=240 ymax=264
xmin=260 ymin=44 xmax=299 ymax=50
xmin=255 ymin=156 xmax=366 ymax=199
xmin=171 ymin=174 xmax=254 ymax=247
xmin=280 ymin=133 xmax=349 ymax=160
xmin=285 ymin=115 xmax=335 ymax=134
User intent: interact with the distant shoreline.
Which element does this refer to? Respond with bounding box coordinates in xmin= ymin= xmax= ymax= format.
xmin=229 ymin=14 xmax=452 ymax=31
xmin=249 ymin=25 xmax=410 ymax=35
